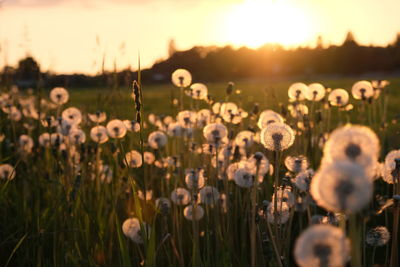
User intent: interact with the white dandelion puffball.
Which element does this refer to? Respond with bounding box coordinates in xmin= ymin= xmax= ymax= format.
xmin=88 ymin=111 xmax=107 ymax=123
xmin=184 ymin=205 xmax=205 ymax=221
xmin=203 ymin=123 xmax=228 ymax=144
xmin=245 ymin=152 xmax=270 ymax=176
xmin=62 ymin=107 xmax=82 ymax=126
xmin=50 ymin=87 xmax=69 ymax=105
xmin=227 ymin=162 xmax=244 ymax=181
xmin=185 ymin=168 xmax=205 ymax=189
xmin=288 ymin=82 xmax=308 ymax=101
xmin=233 ymin=168 xmax=254 ymax=188
xmin=284 ymin=155 xmax=309 ymax=173
xmin=257 ymin=109 xmax=284 ymax=129
xmin=197 ymin=109 xmax=211 ymax=127
xmin=188 ymin=83 xmax=208 ymax=100
xmin=148 ymin=131 xmax=168 ymax=149
xmin=366 ymin=226 xmax=390 ymax=247
xmin=271 ymin=187 xmax=295 ymax=207
xmin=170 ymin=187 xmax=191 ymax=205
xmin=293 ymin=169 xmax=314 ymax=192
xmin=123 ymin=120 xmax=140 ymax=132
xmin=199 ymin=186 xmax=220 ymax=205
xmin=352 ymin=80 xmax=374 ymax=100
xmin=106 ymin=119 xmax=127 ymax=139
xmin=38 ymin=133 xmax=51 ymax=147
xmin=294 ymin=224 xmax=350 ymax=267
xmin=144 ymin=151 xmax=155 ymax=165
xmin=122 ymin=218 xmax=142 ymax=243
xmin=306 ymin=83 xmax=326 ymax=101
xmin=0 ymin=164 xmax=16 ymax=180
xmin=260 ymin=123 xmax=295 ymax=151
xmin=171 ymin=68 xmax=192 ymax=87
xmin=177 ymin=110 xmax=197 ymax=128
xmin=124 ymin=150 xmax=143 ymax=168
xmin=288 ymin=104 xmax=308 ymax=119
xmin=235 ymin=130 xmax=254 ymax=148
xmin=266 ymin=202 xmax=290 ymax=224
xmin=167 ymin=122 xmax=183 ymax=137
xmin=310 ymin=161 xmax=373 ymax=213
xmin=90 ymin=126 xmax=109 ymax=144
xmin=69 ymin=129 xmax=86 ymax=144
xmin=19 ymin=135 xmax=34 ymax=153
xmin=383 ymin=149 xmax=400 ymax=184
xmin=328 ymin=89 xmax=349 ymax=107
xmin=323 ymin=125 xmax=380 ymax=174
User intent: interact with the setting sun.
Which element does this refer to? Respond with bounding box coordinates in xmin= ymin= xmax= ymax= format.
xmin=221 ymin=0 xmax=314 ymax=48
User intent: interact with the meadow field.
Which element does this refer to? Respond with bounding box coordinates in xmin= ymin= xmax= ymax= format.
xmin=0 ymin=72 xmax=399 ymax=267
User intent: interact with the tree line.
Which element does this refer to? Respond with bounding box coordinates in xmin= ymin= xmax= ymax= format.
xmin=2 ymin=31 xmax=400 ymax=89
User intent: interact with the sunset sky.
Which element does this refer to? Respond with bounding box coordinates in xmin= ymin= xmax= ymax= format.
xmin=1 ymin=0 xmax=400 ymax=74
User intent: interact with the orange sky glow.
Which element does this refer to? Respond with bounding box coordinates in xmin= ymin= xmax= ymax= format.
xmin=1 ymin=0 xmax=400 ymax=74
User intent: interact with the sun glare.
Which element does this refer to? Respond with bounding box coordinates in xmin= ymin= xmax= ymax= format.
xmin=222 ymin=0 xmax=314 ymax=48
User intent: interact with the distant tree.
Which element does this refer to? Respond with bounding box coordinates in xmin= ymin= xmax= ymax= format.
xmin=342 ymin=31 xmax=359 ymax=47
xmin=316 ymin=35 xmax=324 ymax=49
xmin=391 ymin=32 xmax=400 ymax=47
xmin=16 ymin=56 xmax=41 ymax=81
xmin=168 ymin=38 xmax=177 ymax=57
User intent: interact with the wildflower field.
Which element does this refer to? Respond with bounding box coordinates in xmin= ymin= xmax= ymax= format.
xmin=0 ymin=71 xmax=400 ymax=267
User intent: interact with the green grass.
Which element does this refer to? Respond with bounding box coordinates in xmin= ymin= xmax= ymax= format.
xmin=1 ymin=75 xmax=400 ymax=266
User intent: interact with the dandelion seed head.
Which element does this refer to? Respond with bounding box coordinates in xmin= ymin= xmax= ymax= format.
xmin=266 ymin=202 xmax=290 ymax=224
xmin=144 ymin=151 xmax=155 ymax=165
xmin=106 ymin=119 xmax=127 ymax=139
xmin=328 ymin=89 xmax=349 ymax=107
xmin=306 ymin=83 xmax=326 ymax=101
xmin=19 ymin=134 xmax=34 ymax=153
xmin=50 ymin=87 xmax=69 ymax=105
xmin=167 ymin=122 xmax=183 ymax=137
xmin=366 ymin=226 xmax=390 ymax=247
xmin=122 ymin=218 xmax=142 ymax=243
xmin=184 ymin=205 xmax=205 ymax=221
xmin=185 ymin=168 xmax=206 ymax=189
xmin=124 ymin=150 xmax=142 ymax=168
xmin=292 ymin=169 xmax=314 ymax=192
xmin=294 ymin=224 xmax=350 ymax=267
xmin=171 ymin=69 xmax=192 ymax=87
xmin=171 ymin=188 xmax=191 ymax=205
xmin=62 ymin=107 xmax=82 ymax=126
xmin=0 ymin=164 xmax=15 ymax=180
xmin=187 ymin=83 xmax=208 ymax=100
xmin=235 ymin=130 xmax=254 ymax=149
xmin=196 ymin=109 xmax=211 ymax=127
xmin=288 ymin=104 xmax=308 ymax=119
xmin=148 ymin=131 xmax=168 ymax=149
xmin=90 ymin=126 xmax=109 ymax=144
xmin=203 ymin=123 xmax=228 ymax=145
xmin=383 ymin=149 xmax=400 ymax=184
xmin=177 ymin=110 xmax=197 ymax=128
xmin=88 ymin=111 xmax=106 ymax=123
xmin=260 ymin=123 xmax=295 ymax=151
xmin=38 ymin=133 xmax=51 ymax=147
xmin=257 ymin=110 xmax=284 ymax=130
xmin=285 ymin=155 xmax=309 ymax=173
xmin=233 ymin=167 xmax=254 ymax=188
xmin=310 ymin=161 xmax=372 ymax=213
xmin=352 ymin=80 xmax=374 ymax=100
xmin=288 ymin=82 xmax=308 ymax=101
xmin=199 ymin=186 xmax=220 ymax=205
xmin=245 ymin=152 xmax=269 ymax=176
xmin=69 ymin=129 xmax=86 ymax=144
xmin=323 ymin=125 xmax=380 ymax=176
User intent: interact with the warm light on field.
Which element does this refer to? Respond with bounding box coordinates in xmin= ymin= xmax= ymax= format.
xmin=221 ymin=0 xmax=314 ymax=48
